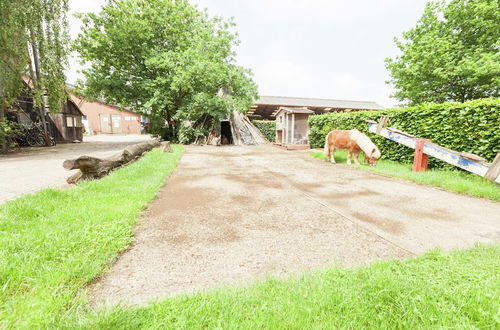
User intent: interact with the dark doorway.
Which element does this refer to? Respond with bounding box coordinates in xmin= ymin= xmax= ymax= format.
xmin=220 ymin=120 xmax=233 ymax=145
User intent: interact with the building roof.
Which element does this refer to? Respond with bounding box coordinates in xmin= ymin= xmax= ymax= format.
xmin=276 ymin=107 xmax=315 ymax=115
xmin=66 ymin=83 xmax=138 ymax=114
xmin=248 ymin=95 xmax=384 ymax=119
xmin=257 ymin=95 xmax=384 ymax=110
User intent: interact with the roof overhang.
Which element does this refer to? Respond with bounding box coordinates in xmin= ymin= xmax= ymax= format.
xmin=247 ymin=95 xmax=384 ymax=120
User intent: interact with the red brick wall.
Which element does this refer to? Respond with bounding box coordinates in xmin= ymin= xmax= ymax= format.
xmin=70 ymin=94 xmax=141 ymax=134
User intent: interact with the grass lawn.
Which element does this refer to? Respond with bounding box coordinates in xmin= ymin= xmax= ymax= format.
xmin=1 ymin=144 xmax=498 ymax=328
xmin=0 ymin=146 xmax=184 ymax=328
xmin=311 ymin=149 xmax=500 ymax=202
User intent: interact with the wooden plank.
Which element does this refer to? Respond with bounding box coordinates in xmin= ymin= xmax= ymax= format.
xmin=376 ymin=115 xmax=389 ymax=135
xmin=485 ymin=153 xmax=500 ymax=182
xmin=459 ymin=152 xmax=487 ymax=163
xmin=368 ymin=124 xmax=416 ymax=149
xmin=368 ymin=122 xmax=500 ymax=184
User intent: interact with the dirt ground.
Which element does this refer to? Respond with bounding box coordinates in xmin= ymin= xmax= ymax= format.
xmin=90 ymin=145 xmax=500 ymax=307
xmin=0 ymin=134 xmax=152 ymax=204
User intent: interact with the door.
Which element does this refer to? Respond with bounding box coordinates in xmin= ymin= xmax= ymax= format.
xmin=276 ymin=130 xmax=283 ymax=143
xmin=99 ymin=114 xmax=111 ymax=133
xmin=111 ymin=115 xmax=122 ymax=133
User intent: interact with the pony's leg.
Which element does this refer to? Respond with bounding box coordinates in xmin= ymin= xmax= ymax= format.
xmin=346 ymin=150 xmax=352 ymax=165
xmin=354 ymin=151 xmax=361 ymax=165
xmin=330 ymin=146 xmax=336 ymax=163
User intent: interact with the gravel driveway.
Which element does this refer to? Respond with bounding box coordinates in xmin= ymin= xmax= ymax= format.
xmin=91 ymin=145 xmax=500 ymax=307
xmin=0 ymin=134 xmax=153 ymax=204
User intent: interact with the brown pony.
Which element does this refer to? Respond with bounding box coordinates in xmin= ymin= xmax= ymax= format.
xmin=324 ymin=129 xmax=381 ymax=166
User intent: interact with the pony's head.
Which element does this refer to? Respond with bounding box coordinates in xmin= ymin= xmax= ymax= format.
xmin=366 ymin=147 xmax=381 ymax=166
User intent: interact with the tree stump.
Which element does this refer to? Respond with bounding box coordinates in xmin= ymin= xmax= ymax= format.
xmin=160 ymin=141 xmax=172 ymax=152
xmin=63 ymin=140 xmax=161 ymax=184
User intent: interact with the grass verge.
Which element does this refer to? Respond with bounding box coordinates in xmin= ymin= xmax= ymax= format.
xmin=75 ymin=245 xmax=499 ymax=328
xmin=311 ymin=149 xmax=500 ymax=201
xmin=0 ymin=146 xmax=184 ymax=328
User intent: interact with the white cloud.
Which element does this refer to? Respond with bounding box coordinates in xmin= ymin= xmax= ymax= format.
xmin=251 ymin=0 xmax=422 ymax=22
xmin=66 ymin=0 xmax=105 ymax=84
xmin=66 ymin=0 xmax=417 ymax=107
xmin=254 ymin=60 xmax=397 ymax=107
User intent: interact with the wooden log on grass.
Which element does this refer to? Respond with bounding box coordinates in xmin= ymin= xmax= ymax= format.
xmin=64 ymin=140 xmax=161 ymax=184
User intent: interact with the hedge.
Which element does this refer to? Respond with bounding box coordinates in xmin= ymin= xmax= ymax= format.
xmin=309 ymin=98 xmax=500 ymax=168
xmin=253 ymin=120 xmax=276 ymax=142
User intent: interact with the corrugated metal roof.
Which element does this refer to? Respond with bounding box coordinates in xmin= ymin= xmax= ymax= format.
xmin=256 ymin=95 xmax=384 ymax=110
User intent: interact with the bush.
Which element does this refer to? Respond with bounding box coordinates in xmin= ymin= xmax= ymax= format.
xmin=253 ymin=120 xmax=276 ymax=142
xmin=309 ymin=98 xmax=500 ymax=168
xmin=0 ymin=118 xmax=23 ymax=150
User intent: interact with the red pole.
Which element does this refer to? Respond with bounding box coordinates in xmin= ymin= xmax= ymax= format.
xmin=413 ymin=138 xmax=431 ymax=172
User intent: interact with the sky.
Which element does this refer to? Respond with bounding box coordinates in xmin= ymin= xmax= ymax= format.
xmin=67 ymin=0 xmax=428 ymax=108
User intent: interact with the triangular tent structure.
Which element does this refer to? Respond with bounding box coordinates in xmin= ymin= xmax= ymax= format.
xmin=195 ymin=111 xmax=268 ymax=146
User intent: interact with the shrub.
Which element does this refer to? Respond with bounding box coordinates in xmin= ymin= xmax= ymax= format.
xmin=309 ymin=98 xmax=500 ymax=168
xmin=0 ymin=118 xmax=23 ymax=150
xmin=253 ymin=120 xmax=276 ymax=142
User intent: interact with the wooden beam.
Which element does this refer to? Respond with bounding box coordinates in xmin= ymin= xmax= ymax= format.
xmin=485 ymin=152 xmax=500 ymax=182
xmin=368 ymin=122 xmax=500 ymax=183
xmin=376 ymin=115 xmax=389 ymax=135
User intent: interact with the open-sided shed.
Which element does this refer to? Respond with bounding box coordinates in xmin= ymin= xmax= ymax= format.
xmin=275 ymin=107 xmax=314 ymax=146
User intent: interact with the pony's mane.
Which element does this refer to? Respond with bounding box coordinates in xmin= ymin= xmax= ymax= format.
xmin=350 ymin=129 xmax=380 ymax=159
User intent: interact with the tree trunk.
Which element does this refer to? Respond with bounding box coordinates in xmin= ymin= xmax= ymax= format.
xmin=30 ymin=38 xmax=51 ymax=147
xmin=63 ymin=140 xmax=160 ymax=184
xmin=0 ymin=98 xmax=6 ymax=152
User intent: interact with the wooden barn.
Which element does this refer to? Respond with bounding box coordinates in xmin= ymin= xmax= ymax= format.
xmin=275 ymin=107 xmax=314 ymax=147
xmin=50 ymin=98 xmax=84 ymax=142
xmin=247 ymin=95 xmax=384 ymax=148
xmin=6 ymin=79 xmax=84 ymax=143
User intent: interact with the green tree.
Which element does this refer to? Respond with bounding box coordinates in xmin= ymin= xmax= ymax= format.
xmin=385 ymin=0 xmax=500 ymax=105
xmin=74 ymin=0 xmax=257 ymax=142
xmin=0 ymin=0 xmax=70 ymax=148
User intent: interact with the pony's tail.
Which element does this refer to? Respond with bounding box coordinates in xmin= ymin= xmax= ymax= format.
xmin=323 ymin=133 xmax=330 ymax=157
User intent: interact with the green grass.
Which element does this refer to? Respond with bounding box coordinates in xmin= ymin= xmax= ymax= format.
xmin=311 ymin=149 xmax=500 ymax=201
xmin=68 ymin=245 xmax=500 ymax=329
xmin=1 ymin=144 xmax=499 ymax=328
xmin=0 ymin=146 xmax=184 ymax=328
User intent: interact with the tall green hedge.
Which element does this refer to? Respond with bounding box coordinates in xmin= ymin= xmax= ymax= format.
xmin=309 ymin=98 xmax=500 ymax=168
xmin=253 ymin=120 xmax=276 ymax=142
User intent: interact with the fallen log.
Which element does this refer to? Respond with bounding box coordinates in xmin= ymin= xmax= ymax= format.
xmin=63 ymin=140 xmax=161 ymax=184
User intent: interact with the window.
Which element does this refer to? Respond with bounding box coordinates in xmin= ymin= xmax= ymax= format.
xmin=66 ymin=116 xmax=75 ymax=127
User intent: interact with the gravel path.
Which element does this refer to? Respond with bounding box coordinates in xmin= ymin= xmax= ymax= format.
xmin=91 ymin=145 xmax=500 ymax=307
xmin=0 ymin=135 xmax=152 ymax=204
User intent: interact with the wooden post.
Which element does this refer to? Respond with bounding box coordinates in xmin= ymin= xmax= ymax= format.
xmin=413 ymin=138 xmax=432 ymax=172
xmin=485 ymin=152 xmax=500 ymax=182
xmin=376 ymin=115 xmax=389 ymax=135
xmin=284 ymin=113 xmax=288 ymax=144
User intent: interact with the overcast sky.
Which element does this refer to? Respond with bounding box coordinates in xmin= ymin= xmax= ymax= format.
xmin=67 ymin=0 xmax=428 ymax=107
